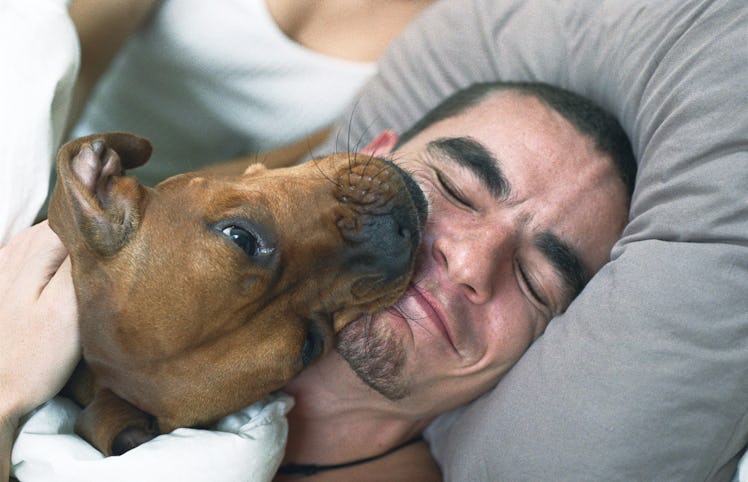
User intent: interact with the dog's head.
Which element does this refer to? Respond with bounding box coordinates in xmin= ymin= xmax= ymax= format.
xmin=49 ymin=132 xmax=426 ymax=425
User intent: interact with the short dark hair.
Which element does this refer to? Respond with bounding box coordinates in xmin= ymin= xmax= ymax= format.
xmin=395 ymin=81 xmax=637 ymax=198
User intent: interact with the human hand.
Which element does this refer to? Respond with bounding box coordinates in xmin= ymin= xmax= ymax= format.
xmin=0 ymin=221 xmax=80 ymax=423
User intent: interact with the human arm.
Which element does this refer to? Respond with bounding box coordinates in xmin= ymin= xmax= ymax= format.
xmin=0 ymin=419 xmax=15 ymax=482
xmin=200 ymin=128 xmax=332 ymax=176
xmin=0 ymin=222 xmax=79 ymax=482
xmin=67 ymin=0 xmax=162 ymax=131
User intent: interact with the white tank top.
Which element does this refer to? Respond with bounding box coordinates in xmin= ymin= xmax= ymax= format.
xmin=72 ymin=0 xmax=376 ymax=186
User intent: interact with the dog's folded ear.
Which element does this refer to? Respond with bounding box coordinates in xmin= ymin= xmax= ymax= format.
xmin=49 ymin=132 xmax=153 ymax=258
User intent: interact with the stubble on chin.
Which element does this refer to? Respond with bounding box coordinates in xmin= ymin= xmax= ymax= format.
xmin=335 ymin=313 xmax=410 ymax=401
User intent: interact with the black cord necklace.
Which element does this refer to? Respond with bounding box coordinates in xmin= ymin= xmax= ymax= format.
xmin=277 ymin=435 xmax=424 ymax=476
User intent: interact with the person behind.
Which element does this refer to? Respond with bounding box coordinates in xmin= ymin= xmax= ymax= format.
xmin=4 ymin=0 xmax=434 ymax=241
xmin=68 ymin=0 xmax=436 ymax=186
xmin=0 ymin=81 xmax=636 ymax=481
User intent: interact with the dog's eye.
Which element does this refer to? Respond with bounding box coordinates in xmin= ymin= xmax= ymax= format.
xmin=301 ymin=325 xmax=324 ymax=368
xmin=222 ymin=226 xmax=259 ymax=256
xmin=221 ymin=225 xmax=276 ymax=259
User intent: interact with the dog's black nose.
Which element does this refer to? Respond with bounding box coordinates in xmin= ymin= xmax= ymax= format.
xmin=343 ymin=207 xmax=418 ymax=280
xmin=370 ymin=207 xmax=420 ymax=281
xmin=334 ymin=154 xmax=425 ymax=286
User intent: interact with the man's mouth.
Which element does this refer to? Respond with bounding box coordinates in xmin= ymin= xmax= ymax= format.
xmin=404 ymin=284 xmax=458 ymax=353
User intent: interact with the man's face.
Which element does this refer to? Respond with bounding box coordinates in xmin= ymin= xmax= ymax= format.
xmin=337 ymin=91 xmax=629 ymax=413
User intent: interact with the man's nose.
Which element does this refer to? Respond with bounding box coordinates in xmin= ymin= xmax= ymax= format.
xmin=432 ymin=228 xmax=514 ymax=305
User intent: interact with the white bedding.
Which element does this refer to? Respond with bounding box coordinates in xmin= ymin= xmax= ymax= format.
xmin=736 ymin=451 xmax=748 ymax=482
xmin=11 ymin=394 xmax=292 ymax=482
xmin=0 ymin=0 xmax=78 ymax=245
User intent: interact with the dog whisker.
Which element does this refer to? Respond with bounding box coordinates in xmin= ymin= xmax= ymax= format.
xmin=310 ymin=158 xmax=343 ymax=189
xmin=345 ymin=100 xmax=359 ymax=155
xmin=354 ymin=112 xmax=381 ymax=154
xmin=303 ymin=134 xmax=321 ymax=164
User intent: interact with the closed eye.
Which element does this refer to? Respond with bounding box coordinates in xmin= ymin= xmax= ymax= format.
xmin=436 ymin=170 xmax=472 ymax=209
xmin=515 ymin=258 xmax=549 ymax=310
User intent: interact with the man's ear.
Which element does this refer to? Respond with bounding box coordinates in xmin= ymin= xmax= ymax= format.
xmin=360 ymin=130 xmax=400 ymax=157
xmin=48 ymin=132 xmax=152 ymax=258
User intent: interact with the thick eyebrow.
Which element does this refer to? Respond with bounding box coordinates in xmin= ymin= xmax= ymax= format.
xmin=427 ymin=137 xmax=510 ymax=199
xmin=429 ymin=137 xmax=589 ymax=306
xmin=534 ymin=231 xmax=588 ymax=306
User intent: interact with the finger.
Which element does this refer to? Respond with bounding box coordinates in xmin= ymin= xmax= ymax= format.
xmin=30 ymin=257 xmax=82 ymax=400
xmin=42 ymin=257 xmax=78 ymax=319
xmin=7 ymin=222 xmax=71 ymax=298
xmin=31 ymin=220 xmax=69 ymax=272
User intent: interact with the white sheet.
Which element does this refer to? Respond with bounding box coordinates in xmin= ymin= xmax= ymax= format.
xmin=735 ymin=449 xmax=748 ymax=482
xmin=11 ymin=393 xmax=292 ymax=482
xmin=0 ymin=0 xmax=79 ymax=245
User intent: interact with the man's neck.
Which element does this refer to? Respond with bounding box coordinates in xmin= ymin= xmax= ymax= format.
xmin=281 ymin=352 xmax=430 ymax=467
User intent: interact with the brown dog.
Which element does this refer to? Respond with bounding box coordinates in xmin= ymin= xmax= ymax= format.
xmin=47 ymin=132 xmax=426 ymax=456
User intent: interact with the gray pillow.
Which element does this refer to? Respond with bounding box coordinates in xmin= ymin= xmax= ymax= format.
xmin=318 ymin=0 xmax=748 ymax=479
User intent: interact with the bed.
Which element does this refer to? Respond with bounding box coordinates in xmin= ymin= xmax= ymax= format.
xmin=8 ymin=0 xmax=748 ymax=480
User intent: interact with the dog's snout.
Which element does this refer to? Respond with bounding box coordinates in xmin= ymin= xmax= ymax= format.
xmin=332 ymin=155 xmax=424 ymax=286
xmin=339 ymin=206 xmax=418 ymax=280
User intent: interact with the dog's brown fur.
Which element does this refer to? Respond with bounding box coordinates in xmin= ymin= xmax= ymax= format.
xmin=48 ymin=132 xmax=425 ymax=456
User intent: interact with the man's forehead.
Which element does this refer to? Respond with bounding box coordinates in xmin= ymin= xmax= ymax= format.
xmin=401 ymin=87 xmax=627 ymax=259
xmin=415 ymin=91 xmax=578 ymax=155
xmin=443 ymin=93 xmax=626 ymax=272
xmin=462 ymin=89 xmax=553 ymax=122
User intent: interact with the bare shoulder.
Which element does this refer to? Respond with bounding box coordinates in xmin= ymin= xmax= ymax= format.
xmin=69 ymin=0 xmax=161 ymax=58
xmin=274 ymin=440 xmax=442 ymax=482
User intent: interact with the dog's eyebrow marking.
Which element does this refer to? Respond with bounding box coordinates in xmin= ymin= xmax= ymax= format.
xmin=427 ymin=137 xmax=510 ymax=200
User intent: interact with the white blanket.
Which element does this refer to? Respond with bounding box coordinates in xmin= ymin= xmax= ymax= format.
xmin=736 ymin=450 xmax=748 ymax=482
xmin=0 ymin=0 xmax=78 ymax=245
xmin=11 ymin=394 xmax=292 ymax=482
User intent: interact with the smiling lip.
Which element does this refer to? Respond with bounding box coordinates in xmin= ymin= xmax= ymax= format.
xmin=406 ymin=284 xmax=458 ymax=353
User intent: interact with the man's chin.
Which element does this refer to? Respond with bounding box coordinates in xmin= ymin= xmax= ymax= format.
xmin=336 ymin=314 xmax=410 ymax=401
